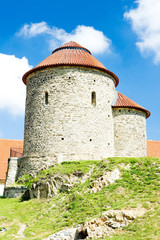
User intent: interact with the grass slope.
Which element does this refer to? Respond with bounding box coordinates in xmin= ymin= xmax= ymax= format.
xmin=0 ymin=157 xmax=160 ymax=240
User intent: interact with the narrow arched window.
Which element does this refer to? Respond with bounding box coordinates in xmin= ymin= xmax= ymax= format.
xmin=45 ymin=92 xmax=48 ymax=105
xmin=91 ymin=91 xmax=96 ymax=106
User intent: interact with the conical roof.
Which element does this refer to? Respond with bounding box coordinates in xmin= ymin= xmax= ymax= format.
xmin=22 ymin=41 xmax=119 ymax=86
xmin=112 ymin=92 xmax=150 ymax=118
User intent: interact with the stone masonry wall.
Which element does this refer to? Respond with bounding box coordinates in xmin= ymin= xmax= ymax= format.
xmin=18 ymin=66 xmax=116 ymax=177
xmin=5 ymin=158 xmax=19 ymax=187
xmin=3 ymin=186 xmax=27 ymax=198
xmin=113 ymin=108 xmax=147 ymax=157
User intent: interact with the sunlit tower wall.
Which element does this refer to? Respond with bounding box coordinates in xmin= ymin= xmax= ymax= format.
xmin=17 ymin=42 xmax=119 ymax=177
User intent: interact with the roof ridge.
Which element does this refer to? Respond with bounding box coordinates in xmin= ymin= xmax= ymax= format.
xmin=52 ymin=41 xmax=91 ymax=54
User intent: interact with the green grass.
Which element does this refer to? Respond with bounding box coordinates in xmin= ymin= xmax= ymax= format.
xmin=0 ymin=157 xmax=160 ymax=240
xmin=17 ymin=160 xmax=100 ymax=188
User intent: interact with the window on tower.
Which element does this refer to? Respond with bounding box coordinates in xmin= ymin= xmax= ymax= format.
xmin=45 ymin=92 xmax=48 ymax=105
xmin=91 ymin=91 xmax=96 ymax=106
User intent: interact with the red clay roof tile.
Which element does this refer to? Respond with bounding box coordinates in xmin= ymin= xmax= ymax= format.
xmin=147 ymin=140 xmax=160 ymax=157
xmin=112 ymin=92 xmax=150 ymax=118
xmin=0 ymin=139 xmax=23 ymax=181
xmin=22 ymin=41 xmax=119 ymax=86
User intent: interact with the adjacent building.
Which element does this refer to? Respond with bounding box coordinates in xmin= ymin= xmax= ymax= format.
xmin=0 ymin=139 xmax=23 ymax=195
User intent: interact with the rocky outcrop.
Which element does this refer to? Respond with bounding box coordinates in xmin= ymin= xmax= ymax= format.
xmin=90 ymin=168 xmax=120 ymax=193
xmin=25 ymin=175 xmax=72 ymax=199
xmin=43 ymin=228 xmax=77 ymax=240
xmin=43 ymin=207 xmax=146 ymax=240
xmin=24 ymin=168 xmax=120 ymax=199
xmin=75 ymin=207 xmax=146 ymax=239
xmin=24 ymin=168 xmax=93 ymax=199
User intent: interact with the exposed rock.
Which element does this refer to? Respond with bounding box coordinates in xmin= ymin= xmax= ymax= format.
xmin=123 ymin=210 xmax=136 ymax=220
xmin=103 ymin=207 xmax=147 ymax=227
xmin=110 ymin=222 xmax=121 ymax=229
xmin=22 ymin=166 xmax=120 ymax=199
xmin=24 ymin=166 xmax=94 ymax=199
xmin=61 ymin=183 xmax=72 ymax=192
xmin=123 ymin=208 xmax=146 ymax=220
xmin=28 ymin=175 xmax=69 ymax=199
xmin=69 ymin=166 xmax=94 ymax=185
xmin=43 ymin=228 xmax=77 ymax=240
xmin=76 ymin=219 xmax=114 ymax=239
xmin=43 ymin=207 xmax=146 ymax=240
xmin=91 ymin=169 xmax=120 ymax=193
xmin=100 ymin=214 xmax=108 ymax=222
xmin=114 ymin=212 xmax=124 ymax=222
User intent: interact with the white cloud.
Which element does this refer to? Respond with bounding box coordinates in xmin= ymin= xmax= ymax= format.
xmin=18 ymin=23 xmax=111 ymax=54
xmin=18 ymin=22 xmax=50 ymax=37
xmin=124 ymin=0 xmax=160 ymax=64
xmin=0 ymin=53 xmax=32 ymax=115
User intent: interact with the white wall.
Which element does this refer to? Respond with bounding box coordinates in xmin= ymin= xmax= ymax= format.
xmin=0 ymin=184 xmax=4 ymax=196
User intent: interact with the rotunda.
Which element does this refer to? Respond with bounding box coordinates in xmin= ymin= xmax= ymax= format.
xmin=17 ymin=41 xmax=150 ymax=177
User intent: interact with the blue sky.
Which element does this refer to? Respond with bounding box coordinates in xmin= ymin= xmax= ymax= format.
xmin=0 ymin=0 xmax=159 ymax=140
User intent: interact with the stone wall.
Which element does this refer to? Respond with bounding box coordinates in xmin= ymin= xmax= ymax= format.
xmin=3 ymin=186 xmax=27 ymax=198
xmin=18 ymin=66 xmax=116 ymax=177
xmin=5 ymin=157 xmax=19 ymax=187
xmin=17 ymin=156 xmax=57 ymax=178
xmin=113 ymin=108 xmax=147 ymax=157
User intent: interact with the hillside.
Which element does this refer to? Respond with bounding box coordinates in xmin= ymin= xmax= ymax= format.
xmin=0 ymin=157 xmax=160 ymax=239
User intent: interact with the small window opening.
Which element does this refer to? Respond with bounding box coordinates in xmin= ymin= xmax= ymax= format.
xmin=69 ymin=77 xmax=71 ymax=79
xmin=94 ymin=80 xmax=96 ymax=82
xmin=61 ymin=138 xmax=64 ymax=140
xmin=91 ymin=91 xmax=96 ymax=106
xmin=45 ymin=92 xmax=48 ymax=105
xmin=108 ymin=143 xmax=110 ymax=145
xmin=119 ymin=109 xmax=121 ymax=112
xmin=90 ymin=139 xmax=92 ymax=142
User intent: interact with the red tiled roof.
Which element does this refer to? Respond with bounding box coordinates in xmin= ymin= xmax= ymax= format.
xmin=0 ymin=139 xmax=23 ymax=181
xmin=10 ymin=147 xmax=23 ymax=158
xmin=147 ymin=140 xmax=160 ymax=157
xmin=112 ymin=92 xmax=150 ymax=118
xmin=22 ymin=41 xmax=119 ymax=86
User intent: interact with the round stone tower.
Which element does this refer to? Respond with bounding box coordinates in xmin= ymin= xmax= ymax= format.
xmin=112 ymin=92 xmax=150 ymax=157
xmin=18 ymin=41 xmax=119 ymax=177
